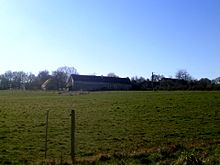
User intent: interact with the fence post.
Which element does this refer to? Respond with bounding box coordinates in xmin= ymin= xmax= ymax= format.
xmin=60 ymin=151 xmax=63 ymax=165
xmin=45 ymin=110 xmax=49 ymax=160
xmin=71 ymin=110 xmax=76 ymax=164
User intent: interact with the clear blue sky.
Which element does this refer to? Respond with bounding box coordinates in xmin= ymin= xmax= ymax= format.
xmin=0 ymin=0 xmax=219 ymax=79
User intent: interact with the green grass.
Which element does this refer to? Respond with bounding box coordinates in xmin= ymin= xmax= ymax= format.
xmin=0 ymin=91 xmax=220 ymax=164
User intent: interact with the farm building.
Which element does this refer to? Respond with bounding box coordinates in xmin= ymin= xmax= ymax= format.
xmin=66 ymin=74 xmax=132 ymax=91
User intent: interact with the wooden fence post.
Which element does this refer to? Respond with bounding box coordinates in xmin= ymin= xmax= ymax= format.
xmin=71 ymin=110 xmax=76 ymax=164
xmin=60 ymin=151 xmax=63 ymax=165
xmin=45 ymin=110 xmax=49 ymax=160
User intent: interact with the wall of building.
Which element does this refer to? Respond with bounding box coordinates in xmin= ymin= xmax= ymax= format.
xmin=71 ymin=81 xmax=131 ymax=91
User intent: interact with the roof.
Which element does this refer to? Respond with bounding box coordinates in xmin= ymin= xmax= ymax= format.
xmin=70 ymin=74 xmax=131 ymax=84
xmin=161 ymin=78 xmax=186 ymax=82
xmin=161 ymin=78 xmax=179 ymax=81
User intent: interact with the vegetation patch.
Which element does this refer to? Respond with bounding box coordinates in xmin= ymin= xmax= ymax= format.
xmin=0 ymin=91 xmax=220 ymax=164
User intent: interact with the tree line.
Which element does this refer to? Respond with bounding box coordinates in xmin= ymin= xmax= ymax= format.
xmin=0 ymin=66 xmax=77 ymax=90
xmin=0 ymin=67 xmax=219 ymax=91
xmin=131 ymin=69 xmax=220 ymax=91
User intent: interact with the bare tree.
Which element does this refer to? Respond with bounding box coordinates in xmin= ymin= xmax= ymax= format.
xmin=152 ymin=74 xmax=164 ymax=82
xmin=49 ymin=66 xmax=78 ymax=90
xmin=4 ymin=71 xmax=13 ymax=88
xmin=213 ymin=77 xmax=220 ymax=84
xmin=26 ymin=73 xmax=36 ymax=89
xmin=175 ymin=69 xmax=192 ymax=81
xmin=11 ymin=71 xmax=28 ymax=89
xmin=38 ymin=70 xmax=51 ymax=81
xmin=107 ymin=72 xmax=119 ymax=77
xmin=36 ymin=70 xmax=51 ymax=89
xmin=57 ymin=66 xmax=78 ymax=77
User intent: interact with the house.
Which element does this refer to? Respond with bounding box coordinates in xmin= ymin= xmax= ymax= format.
xmin=66 ymin=74 xmax=132 ymax=91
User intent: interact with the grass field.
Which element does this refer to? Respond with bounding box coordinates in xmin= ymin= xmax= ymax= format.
xmin=0 ymin=91 xmax=220 ymax=164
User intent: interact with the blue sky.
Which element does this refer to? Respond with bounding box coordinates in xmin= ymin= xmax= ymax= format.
xmin=0 ymin=0 xmax=219 ymax=79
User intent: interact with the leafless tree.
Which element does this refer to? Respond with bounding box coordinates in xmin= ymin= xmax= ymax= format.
xmin=57 ymin=66 xmax=78 ymax=78
xmin=175 ymin=69 xmax=192 ymax=81
xmin=107 ymin=72 xmax=119 ymax=77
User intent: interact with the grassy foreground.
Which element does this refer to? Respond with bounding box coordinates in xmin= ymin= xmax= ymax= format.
xmin=0 ymin=91 xmax=220 ymax=164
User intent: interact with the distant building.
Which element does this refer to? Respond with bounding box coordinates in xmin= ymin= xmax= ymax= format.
xmin=66 ymin=74 xmax=132 ymax=91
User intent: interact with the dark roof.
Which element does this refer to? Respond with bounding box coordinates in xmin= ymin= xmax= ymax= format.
xmin=161 ymin=78 xmax=186 ymax=82
xmin=161 ymin=78 xmax=179 ymax=81
xmin=70 ymin=74 xmax=131 ymax=84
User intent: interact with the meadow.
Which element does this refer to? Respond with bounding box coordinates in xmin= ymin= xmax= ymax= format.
xmin=0 ymin=91 xmax=220 ymax=164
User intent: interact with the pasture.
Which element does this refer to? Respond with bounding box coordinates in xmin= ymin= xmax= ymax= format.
xmin=0 ymin=91 xmax=220 ymax=164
